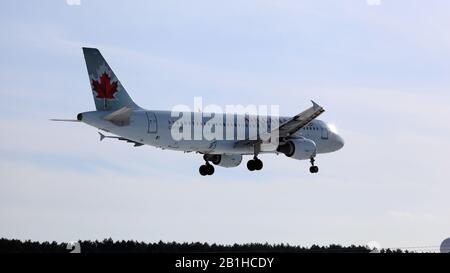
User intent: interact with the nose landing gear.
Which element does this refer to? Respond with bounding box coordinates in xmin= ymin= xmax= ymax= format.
xmin=309 ymin=158 xmax=319 ymax=173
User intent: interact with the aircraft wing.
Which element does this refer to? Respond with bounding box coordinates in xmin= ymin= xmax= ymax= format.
xmin=234 ymin=101 xmax=324 ymax=148
xmin=273 ymin=100 xmax=324 ymax=138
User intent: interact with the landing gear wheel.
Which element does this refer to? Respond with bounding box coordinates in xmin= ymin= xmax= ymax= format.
xmin=254 ymin=159 xmax=263 ymax=170
xmin=247 ymin=158 xmax=263 ymax=171
xmin=199 ymin=165 xmax=208 ymax=176
xmin=309 ymin=166 xmax=319 ymax=173
xmin=247 ymin=160 xmax=256 ymax=171
xmin=199 ymin=163 xmax=214 ymax=176
xmin=206 ymin=164 xmax=215 ymax=175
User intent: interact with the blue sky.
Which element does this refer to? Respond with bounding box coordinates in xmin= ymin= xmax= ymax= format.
xmin=1 ymin=0 xmax=450 ymax=251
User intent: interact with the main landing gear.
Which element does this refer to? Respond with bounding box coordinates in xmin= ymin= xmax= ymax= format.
xmin=199 ymin=154 xmax=216 ymax=176
xmin=247 ymin=157 xmax=263 ymax=171
xmin=247 ymin=142 xmax=263 ymax=171
xmin=199 ymin=162 xmax=214 ymax=176
xmin=309 ymin=157 xmax=319 ymax=174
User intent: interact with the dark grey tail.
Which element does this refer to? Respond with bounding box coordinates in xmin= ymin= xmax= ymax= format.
xmin=83 ymin=47 xmax=139 ymax=111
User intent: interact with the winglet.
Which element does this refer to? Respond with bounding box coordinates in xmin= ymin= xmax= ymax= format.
xmin=311 ymin=100 xmax=321 ymax=110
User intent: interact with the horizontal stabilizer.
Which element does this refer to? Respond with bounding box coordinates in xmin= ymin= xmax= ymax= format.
xmin=98 ymin=132 xmax=106 ymax=141
xmin=49 ymin=119 xmax=80 ymax=122
xmin=97 ymin=132 xmax=143 ymax=147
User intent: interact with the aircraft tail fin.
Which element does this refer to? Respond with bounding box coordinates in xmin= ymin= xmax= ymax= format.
xmin=82 ymin=47 xmax=139 ymax=111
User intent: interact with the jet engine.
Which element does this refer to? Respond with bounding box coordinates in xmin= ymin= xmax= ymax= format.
xmin=207 ymin=154 xmax=243 ymax=168
xmin=277 ymin=138 xmax=316 ymax=160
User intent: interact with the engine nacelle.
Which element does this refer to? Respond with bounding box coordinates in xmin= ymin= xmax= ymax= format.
xmin=208 ymin=154 xmax=243 ymax=168
xmin=277 ymin=138 xmax=316 ymax=160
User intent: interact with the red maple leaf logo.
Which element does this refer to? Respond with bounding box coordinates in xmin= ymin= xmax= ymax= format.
xmin=92 ymin=73 xmax=118 ymax=99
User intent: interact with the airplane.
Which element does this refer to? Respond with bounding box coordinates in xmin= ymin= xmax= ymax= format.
xmin=52 ymin=48 xmax=344 ymax=176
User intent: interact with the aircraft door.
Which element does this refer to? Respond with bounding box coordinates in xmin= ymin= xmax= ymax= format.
xmin=146 ymin=112 xmax=157 ymax=133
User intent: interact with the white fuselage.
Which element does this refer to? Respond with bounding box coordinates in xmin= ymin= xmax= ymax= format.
xmin=79 ymin=109 xmax=344 ymax=156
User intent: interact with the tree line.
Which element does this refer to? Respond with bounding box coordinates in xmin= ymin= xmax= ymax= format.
xmin=0 ymin=238 xmax=405 ymax=253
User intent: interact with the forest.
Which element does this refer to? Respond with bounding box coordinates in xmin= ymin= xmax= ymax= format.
xmin=0 ymin=238 xmax=405 ymax=253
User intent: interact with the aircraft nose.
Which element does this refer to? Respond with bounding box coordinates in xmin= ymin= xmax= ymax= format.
xmin=335 ymin=134 xmax=345 ymax=150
